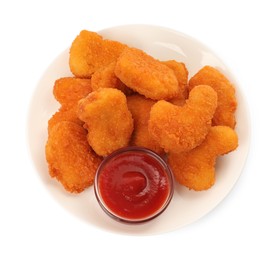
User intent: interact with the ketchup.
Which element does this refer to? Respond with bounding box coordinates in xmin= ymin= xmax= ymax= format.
xmin=95 ymin=147 xmax=173 ymax=222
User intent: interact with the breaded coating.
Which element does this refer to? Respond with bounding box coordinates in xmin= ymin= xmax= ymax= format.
xmin=45 ymin=121 xmax=102 ymax=193
xmin=162 ymin=60 xmax=189 ymax=105
xmin=168 ymin=126 xmax=238 ymax=190
xmin=47 ymin=106 xmax=83 ymax=133
xmin=78 ymin=88 xmax=134 ymax=156
xmin=69 ymin=30 xmax=127 ymax=78
xmin=127 ymin=95 xmax=164 ymax=155
xmin=91 ymin=62 xmax=132 ymax=95
xmin=115 ymin=48 xmax=179 ymax=100
xmin=148 ymin=85 xmax=217 ymax=153
xmin=48 ymin=77 xmax=93 ymax=132
xmin=189 ymin=66 xmax=237 ymax=128
xmin=53 ymin=77 xmax=92 ymax=109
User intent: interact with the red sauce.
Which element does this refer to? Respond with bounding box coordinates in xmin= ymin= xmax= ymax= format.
xmin=96 ymin=149 xmax=173 ymax=222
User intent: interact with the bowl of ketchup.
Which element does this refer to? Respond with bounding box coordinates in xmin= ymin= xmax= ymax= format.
xmin=94 ymin=146 xmax=174 ymax=223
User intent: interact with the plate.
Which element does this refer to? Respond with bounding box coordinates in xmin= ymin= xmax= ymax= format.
xmin=28 ymin=24 xmax=250 ymax=235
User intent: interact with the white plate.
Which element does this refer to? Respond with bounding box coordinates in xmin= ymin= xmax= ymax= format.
xmin=28 ymin=24 xmax=250 ymax=235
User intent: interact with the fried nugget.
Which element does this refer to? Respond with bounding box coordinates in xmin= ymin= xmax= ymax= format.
xmin=115 ymin=48 xmax=179 ymax=100
xmin=53 ymin=77 xmax=92 ymax=109
xmin=47 ymin=106 xmax=83 ymax=133
xmin=189 ymin=66 xmax=237 ymax=128
xmin=148 ymin=85 xmax=217 ymax=153
xmin=91 ymin=62 xmax=132 ymax=95
xmin=69 ymin=30 xmax=127 ymax=78
xmin=45 ymin=121 xmax=102 ymax=193
xmin=162 ymin=60 xmax=189 ymax=105
xmin=48 ymin=77 xmax=93 ymax=132
xmin=78 ymin=88 xmax=134 ymax=156
xmin=168 ymin=126 xmax=238 ymax=190
xmin=127 ymin=95 xmax=164 ymax=155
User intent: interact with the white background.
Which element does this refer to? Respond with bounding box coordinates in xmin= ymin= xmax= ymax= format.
xmin=1 ymin=0 xmax=275 ymax=259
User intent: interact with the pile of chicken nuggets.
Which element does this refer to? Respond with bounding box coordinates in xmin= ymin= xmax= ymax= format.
xmin=45 ymin=29 xmax=238 ymax=193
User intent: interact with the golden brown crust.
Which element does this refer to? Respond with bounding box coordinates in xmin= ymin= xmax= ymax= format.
xmin=115 ymin=48 xmax=179 ymax=100
xmin=189 ymin=66 xmax=237 ymax=128
xmin=78 ymin=88 xmax=134 ymax=156
xmin=162 ymin=60 xmax=189 ymax=105
xmin=127 ymin=95 xmax=164 ymax=155
xmin=69 ymin=30 xmax=127 ymax=78
xmin=47 ymin=106 xmax=83 ymax=133
xmin=168 ymin=126 xmax=238 ymax=190
xmin=53 ymin=77 xmax=92 ymax=109
xmin=91 ymin=62 xmax=132 ymax=95
xmin=148 ymin=85 xmax=218 ymax=153
xmin=45 ymin=121 xmax=102 ymax=193
xmin=49 ymin=77 xmax=93 ymax=133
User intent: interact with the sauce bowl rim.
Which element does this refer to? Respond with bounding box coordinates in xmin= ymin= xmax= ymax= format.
xmin=94 ymin=146 xmax=174 ymax=224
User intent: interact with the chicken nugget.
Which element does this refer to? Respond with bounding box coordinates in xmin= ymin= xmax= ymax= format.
xmin=69 ymin=30 xmax=127 ymax=78
xmin=47 ymin=106 xmax=83 ymax=133
xmin=148 ymin=85 xmax=217 ymax=153
xmin=168 ymin=126 xmax=238 ymax=190
xmin=91 ymin=62 xmax=132 ymax=95
xmin=53 ymin=77 xmax=92 ymax=109
xmin=162 ymin=60 xmax=189 ymax=105
xmin=78 ymin=88 xmax=134 ymax=156
xmin=45 ymin=121 xmax=102 ymax=193
xmin=127 ymin=95 xmax=164 ymax=155
xmin=115 ymin=48 xmax=179 ymax=100
xmin=189 ymin=66 xmax=237 ymax=128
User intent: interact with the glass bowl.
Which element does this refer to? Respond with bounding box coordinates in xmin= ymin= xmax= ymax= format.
xmin=94 ymin=146 xmax=174 ymax=224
